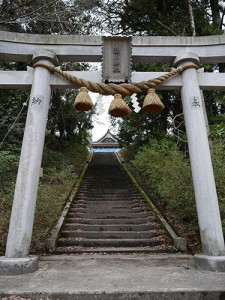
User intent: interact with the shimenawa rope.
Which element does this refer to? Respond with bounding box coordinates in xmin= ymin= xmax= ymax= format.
xmin=32 ymin=63 xmax=198 ymax=96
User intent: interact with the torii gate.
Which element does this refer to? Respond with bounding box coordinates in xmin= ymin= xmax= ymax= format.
xmin=0 ymin=31 xmax=225 ymax=274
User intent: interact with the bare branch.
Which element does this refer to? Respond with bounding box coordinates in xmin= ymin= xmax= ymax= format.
xmin=54 ymin=6 xmax=64 ymax=32
xmin=156 ymin=20 xmax=177 ymax=35
xmin=0 ymin=0 xmax=59 ymax=24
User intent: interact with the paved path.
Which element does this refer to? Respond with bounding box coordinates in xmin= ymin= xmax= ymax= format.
xmin=0 ymin=254 xmax=225 ymax=299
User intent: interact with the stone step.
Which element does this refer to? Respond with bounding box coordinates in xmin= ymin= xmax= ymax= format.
xmin=79 ymin=190 xmax=137 ymax=195
xmin=78 ymin=192 xmax=140 ymax=196
xmin=73 ymin=197 xmax=134 ymax=202
xmin=132 ymin=202 xmax=149 ymax=207
xmin=82 ymin=176 xmax=130 ymax=179
xmin=71 ymin=205 xmax=87 ymax=210
xmin=77 ymin=191 xmax=140 ymax=193
xmin=57 ymin=238 xmax=164 ymax=248
xmin=71 ymin=201 xmax=134 ymax=208
xmin=74 ymin=199 xmax=133 ymax=204
xmin=76 ymin=189 xmax=134 ymax=193
xmin=54 ymin=152 xmax=178 ymax=256
xmin=54 ymin=245 xmax=177 ymax=254
xmin=71 ymin=206 xmax=141 ymax=211
xmin=77 ymin=190 xmax=137 ymax=194
xmin=81 ymin=180 xmax=130 ymax=184
xmin=61 ymin=230 xmax=163 ymax=239
xmin=82 ymin=177 xmax=129 ymax=180
xmin=66 ymin=217 xmax=156 ymax=225
xmin=67 ymin=212 xmax=150 ymax=219
xmin=77 ymin=194 xmax=133 ymax=199
xmin=69 ymin=208 xmax=145 ymax=214
xmin=79 ymin=187 xmax=132 ymax=191
xmin=63 ymin=223 xmax=161 ymax=231
xmin=80 ymin=185 xmax=132 ymax=188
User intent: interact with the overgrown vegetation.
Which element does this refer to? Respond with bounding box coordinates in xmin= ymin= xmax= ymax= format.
xmin=0 ymin=138 xmax=89 ymax=255
xmin=121 ymin=134 xmax=225 ymax=253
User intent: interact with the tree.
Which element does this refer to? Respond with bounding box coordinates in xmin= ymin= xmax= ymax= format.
xmin=47 ymin=89 xmax=94 ymax=145
xmin=101 ymin=0 xmax=225 ymax=149
xmin=99 ymin=0 xmax=219 ymax=36
xmin=0 ymin=1 xmax=102 ymax=150
xmin=0 ymin=0 xmax=103 ymax=34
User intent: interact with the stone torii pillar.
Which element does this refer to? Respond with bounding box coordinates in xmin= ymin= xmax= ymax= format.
xmin=174 ymin=53 xmax=225 ymax=272
xmin=0 ymin=50 xmax=58 ymax=275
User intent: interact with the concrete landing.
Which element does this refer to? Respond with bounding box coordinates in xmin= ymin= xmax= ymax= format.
xmin=0 ymin=254 xmax=225 ymax=300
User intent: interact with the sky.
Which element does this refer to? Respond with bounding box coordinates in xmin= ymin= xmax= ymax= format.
xmin=90 ymin=91 xmax=139 ymax=142
xmin=90 ymin=93 xmax=115 ymax=142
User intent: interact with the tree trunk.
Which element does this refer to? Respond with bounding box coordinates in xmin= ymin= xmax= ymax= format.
xmin=210 ymin=0 xmax=221 ymax=29
xmin=209 ymin=1 xmax=225 ymax=73
xmin=188 ymin=0 xmax=196 ymax=36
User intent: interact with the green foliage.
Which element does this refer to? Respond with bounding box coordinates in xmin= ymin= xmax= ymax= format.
xmin=0 ymin=3 xmax=97 ymax=151
xmin=0 ymin=150 xmax=19 ymax=255
xmin=211 ymin=140 xmax=225 ymax=231
xmin=131 ymin=138 xmax=196 ymax=224
xmin=208 ymin=113 xmax=225 ymax=231
xmin=0 ymin=151 xmax=19 ymax=190
xmin=100 ymin=0 xmax=218 ymax=36
xmin=122 ymin=132 xmax=225 ymax=252
xmin=106 ymin=0 xmax=225 ymax=151
xmin=122 ymin=137 xmax=200 ymax=251
xmin=31 ymin=141 xmax=89 ymax=253
xmin=115 ymin=90 xmax=178 ymax=151
xmin=0 ymin=88 xmax=29 ymax=151
xmin=209 ymin=113 xmax=225 ymax=140
xmin=0 ymin=74 xmax=94 ymax=152
xmin=0 ymin=141 xmax=89 ymax=255
xmin=0 ymin=190 xmax=13 ymax=255
xmin=47 ymin=89 xmax=94 ymax=145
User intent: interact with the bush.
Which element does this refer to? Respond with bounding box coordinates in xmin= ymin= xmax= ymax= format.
xmin=132 ymin=139 xmax=196 ymax=223
xmin=32 ymin=141 xmax=89 ymax=253
xmin=0 ymin=150 xmax=19 ymax=254
xmin=0 ymin=150 xmax=19 ymax=190
xmin=124 ymin=138 xmax=202 ymax=252
xmin=0 ymin=141 xmax=89 ymax=255
xmin=211 ymin=140 xmax=225 ymax=232
xmin=124 ymin=136 xmax=225 ymax=252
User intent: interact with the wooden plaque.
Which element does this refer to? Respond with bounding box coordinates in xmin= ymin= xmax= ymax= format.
xmin=102 ymin=36 xmax=131 ymax=83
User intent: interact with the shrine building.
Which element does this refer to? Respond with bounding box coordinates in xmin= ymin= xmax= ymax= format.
xmin=90 ymin=130 xmax=120 ymax=152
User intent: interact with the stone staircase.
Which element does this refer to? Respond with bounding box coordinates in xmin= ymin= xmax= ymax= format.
xmin=54 ymin=152 xmax=177 ymax=254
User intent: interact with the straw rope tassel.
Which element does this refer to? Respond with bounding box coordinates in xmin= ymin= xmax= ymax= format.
xmin=143 ymin=88 xmax=165 ymax=113
xmin=73 ymin=87 xmax=94 ymax=112
xmin=108 ymin=94 xmax=132 ymax=117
